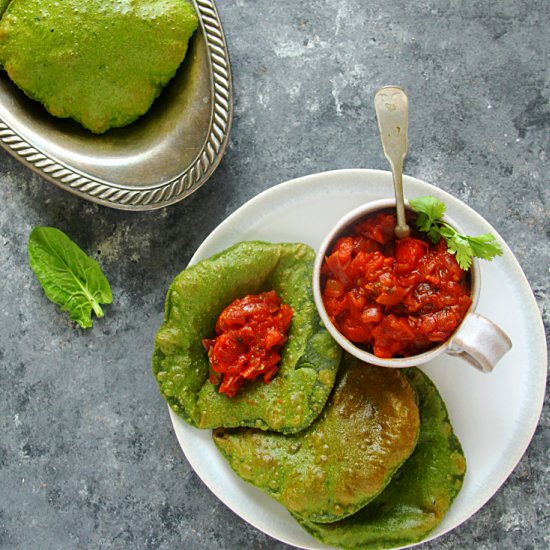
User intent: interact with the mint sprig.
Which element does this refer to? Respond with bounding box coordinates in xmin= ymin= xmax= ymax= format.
xmin=409 ymin=196 xmax=503 ymax=270
xmin=28 ymin=227 xmax=112 ymax=328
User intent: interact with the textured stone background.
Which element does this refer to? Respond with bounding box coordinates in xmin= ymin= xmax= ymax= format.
xmin=1 ymin=0 xmax=548 ymax=549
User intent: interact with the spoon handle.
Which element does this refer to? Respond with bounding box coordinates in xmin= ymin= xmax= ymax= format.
xmin=374 ymin=86 xmax=410 ymax=238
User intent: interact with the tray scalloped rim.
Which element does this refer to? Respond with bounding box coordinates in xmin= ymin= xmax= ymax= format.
xmin=0 ymin=0 xmax=232 ymax=211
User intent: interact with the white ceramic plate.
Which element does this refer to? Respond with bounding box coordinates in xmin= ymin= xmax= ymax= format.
xmin=168 ymin=169 xmax=547 ymax=549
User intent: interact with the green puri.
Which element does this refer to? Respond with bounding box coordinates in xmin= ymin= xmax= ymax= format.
xmin=0 ymin=0 xmax=11 ymax=18
xmin=0 ymin=0 xmax=198 ymax=133
xmin=153 ymin=241 xmax=341 ymax=433
xmin=296 ymin=368 xmax=467 ymax=549
xmin=213 ymin=356 xmax=420 ymax=523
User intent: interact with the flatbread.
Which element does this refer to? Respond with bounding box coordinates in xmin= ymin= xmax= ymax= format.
xmin=153 ymin=241 xmax=341 ymax=433
xmin=0 ymin=0 xmax=198 ymax=133
xmin=296 ymin=368 xmax=466 ymax=549
xmin=0 ymin=0 xmax=12 ymax=18
xmin=213 ymin=356 xmax=420 ymax=522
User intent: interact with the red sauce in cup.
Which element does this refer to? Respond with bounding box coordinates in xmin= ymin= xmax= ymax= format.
xmin=321 ymin=210 xmax=472 ymax=358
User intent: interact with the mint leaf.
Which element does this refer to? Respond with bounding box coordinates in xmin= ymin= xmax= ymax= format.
xmin=28 ymin=227 xmax=112 ymax=328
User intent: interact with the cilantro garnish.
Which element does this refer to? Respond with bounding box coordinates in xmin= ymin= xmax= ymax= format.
xmin=409 ymin=196 xmax=503 ymax=270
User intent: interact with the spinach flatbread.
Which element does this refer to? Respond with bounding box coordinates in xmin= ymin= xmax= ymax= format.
xmin=0 ymin=0 xmax=198 ymax=133
xmin=213 ymin=356 xmax=420 ymax=522
xmin=296 ymin=368 xmax=466 ymax=549
xmin=0 ymin=0 xmax=11 ymax=18
xmin=153 ymin=241 xmax=341 ymax=433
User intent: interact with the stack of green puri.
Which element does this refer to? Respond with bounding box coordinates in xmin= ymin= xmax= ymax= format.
xmin=153 ymin=241 xmax=342 ymax=433
xmin=0 ymin=0 xmax=199 ymax=133
xmin=213 ymin=356 xmax=466 ymax=549
xmin=151 ymin=239 xmax=465 ymax=549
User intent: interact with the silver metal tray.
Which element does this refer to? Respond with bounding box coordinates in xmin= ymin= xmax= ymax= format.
xmin=0 ymin=0 xmax=232 ymax=211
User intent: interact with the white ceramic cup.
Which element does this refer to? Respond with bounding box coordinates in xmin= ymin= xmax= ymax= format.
xmin=313 ymin=198 xmax=512 ymax=372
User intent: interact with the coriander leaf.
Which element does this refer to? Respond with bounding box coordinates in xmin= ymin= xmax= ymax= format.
xmin=415 ymin=212 xmax=433 ymax=233
xmin=28 ymin=227 xmax=112 ymax=328
xmin=426 ymin=227 xmax=441 ymax=243
xmin=409 ymin=196 xmax=446 ymax=222
xmin=409 ymin=195 xmax=503 ymax=271
xmin=416 ymin=212 xmax=439 ymax=239
xmin=467 ymin=234 xmax=504 ymax=261
xmin=438 ymin=225 xmax=456 ymax=239
xmin=445 ymin=233 xmax=474 ymax=270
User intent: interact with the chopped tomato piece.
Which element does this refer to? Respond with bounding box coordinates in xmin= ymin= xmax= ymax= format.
xmin=394 ymin=238 xmax=429 ymax=274
xmin=324 ymin=278 xmax=346 ymax=298
xmin=341 ymin=318 xmax=372 ymax=343
xmin=361 ymin=305 xmax=383 ymax=324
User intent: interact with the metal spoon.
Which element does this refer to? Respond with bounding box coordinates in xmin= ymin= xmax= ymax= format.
xmin=374 ymin=86 xmax=410 ymax=238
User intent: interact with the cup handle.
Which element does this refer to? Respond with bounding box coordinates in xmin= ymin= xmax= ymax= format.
xmin=446 ymin=313 xmax=512 ymax=373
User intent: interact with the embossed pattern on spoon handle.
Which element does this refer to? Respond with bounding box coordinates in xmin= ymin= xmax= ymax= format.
xmin=374 ymin=86 xmax=410 ymax=238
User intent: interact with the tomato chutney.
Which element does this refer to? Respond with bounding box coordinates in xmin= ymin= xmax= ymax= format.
xmin=203 ymin=290 xmax=293 ymax=396
xmin=321 ymin=210 xmax=472 ymax=358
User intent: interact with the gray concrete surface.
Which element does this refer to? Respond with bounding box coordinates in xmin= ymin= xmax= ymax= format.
xmin=1 ymin=1 xmax=548 ymax=549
